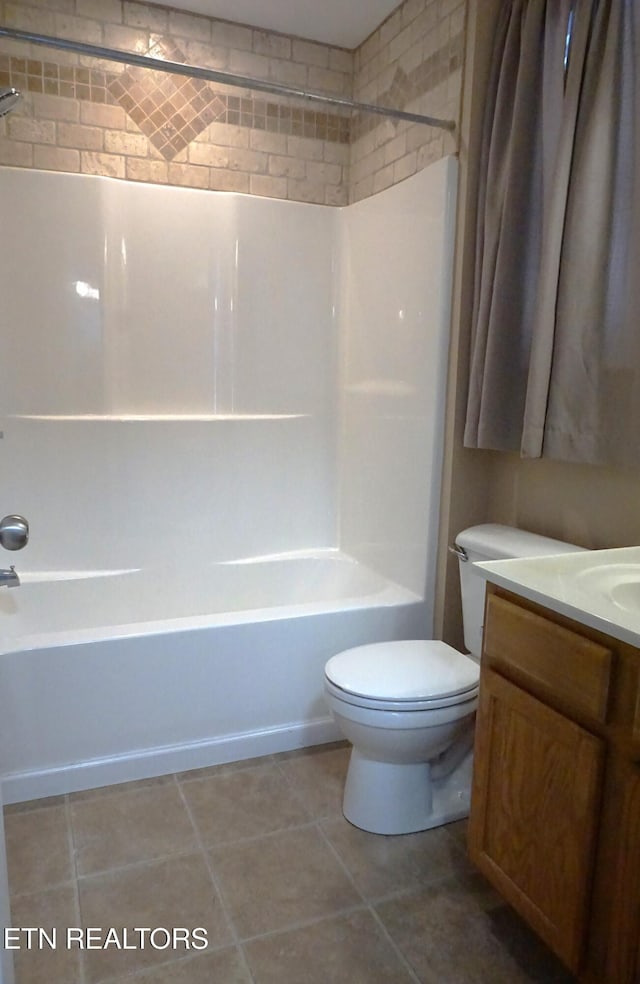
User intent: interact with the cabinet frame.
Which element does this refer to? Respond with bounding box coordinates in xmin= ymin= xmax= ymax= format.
xmin=469 ymin=585 xmax=640 ymax=984
xmin=469 ymin=666 xmax=604 ymax=973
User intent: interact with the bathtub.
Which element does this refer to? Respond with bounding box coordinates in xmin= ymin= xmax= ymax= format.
xmin=0 ymin=550 xmax=428 ymax=803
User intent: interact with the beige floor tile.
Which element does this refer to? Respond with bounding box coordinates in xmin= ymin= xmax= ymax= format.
xmin=180 ymin=763 xmax=310 ymax=846
xmin=10 ymin=884 xmax=82 ymax=984
xmin=444 ymin=817 xmax=469 ymax=847
xmin=4 ymin=805 xmax=73 ymax=896
xmin=69 ymin=775 xmax=174 ymax=802
xmin=177 ymin=754 xmax=275 ymax=782
xmin=320 ymin=815 xmax=473 ymax=900
xmin=4 ymin=795 xmax=67 ymax=815
xmin=107 ymin=946 xmax=252 ymax=983
xmin=275 ymin=742 xmax=351 ymax=819
xmin=209 ymin=825 xmax=362 ymax=938
xmin=245 ymin=909 xmax=416 ymax=984
xmin=70 ymin=782 xmax=197 ymax=875
xmin=77 ymin=853 xmax=232 ymax=982
xmin=375 ymin=874 xmax=571 ymax=984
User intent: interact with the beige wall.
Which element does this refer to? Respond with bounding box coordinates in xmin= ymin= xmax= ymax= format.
xmin=485 ymin=454 xmax=640 ymax=551
xmin=0 ymin=0 xmax=464 ymax=205
xmin=436 ymin=0 xmax=640 ymax=650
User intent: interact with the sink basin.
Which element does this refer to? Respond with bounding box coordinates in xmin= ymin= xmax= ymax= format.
xmin=475 ymin=545 xmax=640 ymax=649
xmin=611 ymin=581 xmax=640 ymax=612
xmin=575 ymin=564 xmax=640 ymax=613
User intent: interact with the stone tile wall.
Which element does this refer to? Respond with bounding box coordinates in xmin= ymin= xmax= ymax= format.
xmin=0 ymin=0 xmax=464 ymax=204
xmin=351 ymin=0 xmax=465 ymax=202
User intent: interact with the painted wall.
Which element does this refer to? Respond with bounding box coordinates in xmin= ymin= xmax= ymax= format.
xmin=436 ymin=0 xmax=640 ymax=650
xmin=0 ymin=0 xmax=464 ymax=204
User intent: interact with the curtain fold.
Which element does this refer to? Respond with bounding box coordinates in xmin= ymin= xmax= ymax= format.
xmin=465 ymin=0 xmax=639 ymax=467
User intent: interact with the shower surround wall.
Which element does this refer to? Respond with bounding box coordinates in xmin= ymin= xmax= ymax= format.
xmin=0 ymin=158 xmax=455 ymax=587
xmin=0 ymin=156 xmax=457 ymax=799
xmin=0 ymin=0 xmax=464 ymax=203
xmin=0 ymin=167 xmax=338 ymax=570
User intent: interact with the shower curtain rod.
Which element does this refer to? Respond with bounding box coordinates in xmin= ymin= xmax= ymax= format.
xmin=0 ymin=25 xmax=456 ymax=131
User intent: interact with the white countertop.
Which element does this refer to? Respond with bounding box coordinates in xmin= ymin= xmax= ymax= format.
xmin=475 ymin=546 xmax=640 ymax=649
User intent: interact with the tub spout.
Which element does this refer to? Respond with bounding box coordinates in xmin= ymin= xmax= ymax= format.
xmin=0 ymin=565 xmax=19 ymax=587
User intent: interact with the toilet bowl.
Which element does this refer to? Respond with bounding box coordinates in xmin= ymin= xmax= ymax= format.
xmin=324 ymin=524 xmax=586 ymax=836
xmin=324 ymin=640 xmax=479 ymax=835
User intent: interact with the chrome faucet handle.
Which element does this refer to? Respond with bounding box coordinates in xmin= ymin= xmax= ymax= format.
xmin=0 ymin=565 xmax=19 ymax=587
xmin=0 ymin=514 xmax=29 ymax=551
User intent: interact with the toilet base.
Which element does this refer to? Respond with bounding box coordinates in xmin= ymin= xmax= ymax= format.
xmin=342 ymin=747 xmax=473 ymax=835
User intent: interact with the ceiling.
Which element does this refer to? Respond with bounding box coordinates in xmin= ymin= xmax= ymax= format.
xmin=154 ymin=0 xmax=401 ymax=49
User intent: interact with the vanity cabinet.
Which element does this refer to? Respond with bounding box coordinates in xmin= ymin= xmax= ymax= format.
xmin=468 ymin=586 xmax=640 ymax=983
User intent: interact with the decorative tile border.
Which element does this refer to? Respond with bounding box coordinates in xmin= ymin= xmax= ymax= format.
xmin=0 ymin=0 xmax=464 ymax=205
xmin=0 ymin=30 xmax=459 ymax=160
xmin=352 ymin=30 xmax=464 ymax=141
xmin=0 ymin=41 xmax=351 ymax=163
xmin=0 ymin=55 xmax=111 ymax=102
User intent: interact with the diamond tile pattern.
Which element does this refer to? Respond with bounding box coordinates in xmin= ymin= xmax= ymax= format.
xmin=107 ymin=37 xmax=224 ymax=160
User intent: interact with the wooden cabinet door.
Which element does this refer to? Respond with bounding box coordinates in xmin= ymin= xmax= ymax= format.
xmin=586 ymin=758 xmax=640 ymax=984
xmin=608 ymin=762 xmax=640 ymax=984
xmin=468 ymin=668 xmax=605 ymax=975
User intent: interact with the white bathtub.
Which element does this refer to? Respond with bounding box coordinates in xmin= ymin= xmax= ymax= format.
xmin=0 ymin=551 xmax=427 ymax=803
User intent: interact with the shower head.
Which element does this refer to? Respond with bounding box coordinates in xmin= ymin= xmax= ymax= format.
xmin=0 ymin=87 xmax=21 ymax=118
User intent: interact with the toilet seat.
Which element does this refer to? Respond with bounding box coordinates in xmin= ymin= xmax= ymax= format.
xmin=324 ymin=640 xmax=479 ymax=713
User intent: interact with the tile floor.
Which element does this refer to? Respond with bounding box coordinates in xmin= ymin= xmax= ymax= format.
xmin=3 ymin=742 xmax=575 ymax=984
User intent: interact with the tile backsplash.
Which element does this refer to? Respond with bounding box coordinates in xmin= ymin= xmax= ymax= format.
xmin=0 ymin=0 xmax=464 ymax=204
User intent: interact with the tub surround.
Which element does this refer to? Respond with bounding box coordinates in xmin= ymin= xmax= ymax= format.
xmin=1 ymin=159 xmax=456 ymax=589
xmin=0 ymin=158 xmax=457 ymax=802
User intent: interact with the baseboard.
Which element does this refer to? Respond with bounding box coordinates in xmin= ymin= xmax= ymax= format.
xmin=1 ymin=716 xmax=342 ymax=804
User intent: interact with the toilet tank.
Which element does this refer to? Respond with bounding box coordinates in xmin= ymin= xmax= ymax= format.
xmin=455 ymin=524 xmax=586 ymax=660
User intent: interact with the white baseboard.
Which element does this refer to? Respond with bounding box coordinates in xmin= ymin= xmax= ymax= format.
xmin=1 ymin=716 xmax=342 ymax=804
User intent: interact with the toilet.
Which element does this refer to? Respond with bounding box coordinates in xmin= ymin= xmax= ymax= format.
xmin=324 ymin=524 xmax=583 ymax=835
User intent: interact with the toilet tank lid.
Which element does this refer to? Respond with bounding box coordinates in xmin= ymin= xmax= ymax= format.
xmin=324 ymin=641 xmax=479 ymax=702
xmin=455 ymin=523 xmax=585 ymax=561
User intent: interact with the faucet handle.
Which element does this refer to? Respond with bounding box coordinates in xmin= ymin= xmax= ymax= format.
xmin=0 ymin=514 xmax=29 ymax=551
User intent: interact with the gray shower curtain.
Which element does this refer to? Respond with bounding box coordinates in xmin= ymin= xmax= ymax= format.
xmin=464 ymin=0 xmax=640 ymax=467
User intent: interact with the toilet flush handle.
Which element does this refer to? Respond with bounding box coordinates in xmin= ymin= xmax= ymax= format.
xmin=448 ymin=544 xmax=468 ymax=562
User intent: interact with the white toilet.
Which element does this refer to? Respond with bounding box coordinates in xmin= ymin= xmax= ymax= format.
xmin=324 ymin=524 xmax=583 ymax=835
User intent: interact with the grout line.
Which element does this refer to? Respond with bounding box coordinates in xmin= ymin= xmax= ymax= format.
xmin=173 ymin=775 xmax=255 ymax=979
xmin=269 ymin=758 xmax=319 ymax=821
xmin=236 ymin=900 xmax=370 ymax=946
xmin=314 ymin=819 xmax=423 ymax=984
xmin=65 ymin=793 xmax=88 ymax=984
xmin=175 ymin=777 xmax=259 ymax=983
xmin=71 ymin=845 xmax=208 ymax=882
xmin=186 ymin=816 xmax=321 ymax=851
xmin=270 ymin=742 xmax=351 ymax=821
xmin=175 ymin=753 xmax=277 ymax=785
xmin=234 ymin=943 xmax=257 ymax=984
xmin=367 ymin=904 xmax=424 ymax=984
xmin=84 ymin=941 xmax=246 ymax=984
xmin=314 ymin=819 xmax=368 ymax=904
xmin=8 ymin=878 xmax=77 ymax=901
